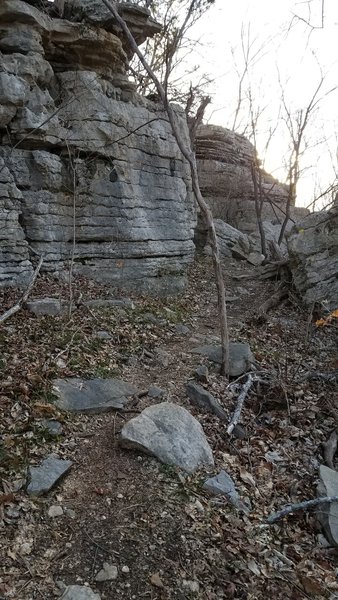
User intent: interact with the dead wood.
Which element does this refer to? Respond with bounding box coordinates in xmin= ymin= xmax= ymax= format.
xmin=259 ymin=259 xmax=290 ymax=280
xmin=0 ymin=256 xmax=44 ymax=324
xmin=303 ymin=371 xmax=338 ymax=383
xmin=255 ymin=283 xmax=289 ymax=321
xmin=266 ymin=495 xmax=338 ymax=525
xmin=227 ymin=374 xmax=254 ymax=435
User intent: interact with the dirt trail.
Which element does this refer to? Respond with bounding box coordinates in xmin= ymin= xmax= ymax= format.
xmin=1 ymin=257 xmax=337 ymax=599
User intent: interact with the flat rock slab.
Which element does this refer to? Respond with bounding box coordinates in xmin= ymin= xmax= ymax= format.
xmin=25 ymin=298 xmax=63 ymax=316
xmin=53 ymin=378 xmax=138 ymax=413
xmin=120 ymin=402 xmax=214 ymax=473
xmin=317 ymin=465 xmax=338 ymax=546
xmin=27 ymin=454 xmax=72 ymax=496
xmin=203 ymin=470 xmax=240 ymax=506
xmin=60 ymin=586 xmax=101 ymax=600
xmin=191 ymin=342 xmax=254 ymax=377
xmin=186 ymin=382 xmax=227 ymax=420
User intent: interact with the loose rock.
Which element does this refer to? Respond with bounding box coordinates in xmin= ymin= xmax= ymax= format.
xmin=60 ymin=586 xmax=101 ymax=600
xmin=48 ymin=505 xmax=64 ymax=518
xmin=317 ymin=465 xmax=338 ymax=546
xmin=193 ymin=365 xmax=209 ymax=383
xmin=186 ymin=382 xmax=226 ymax=420
xmin=120 ymin=402 xmax=214 ymax=473
xmin=203 ymin=470 xmax=243 ymax=509
xmin=191 ymin=342 xmax=254 ymax=376
xmin=38 ymin=419 xmax=63 ymax=436
xmin=25 ymin=297 xmax=63 ymax=316
xmin=53 ymin=378 xmax=138 ymax=413
xmin=148 ymin=385 xmax=164 ymax=399
xmin=95 ymin=563 xmax=118 ymax=582
xmin=27 ymin=455 xmax=72 ymax=496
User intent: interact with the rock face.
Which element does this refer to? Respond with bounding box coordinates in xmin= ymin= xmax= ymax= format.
xmin=195 ymin=124 xmax=308 ymax=245
xmin=287 ymin=208 xmax=338 ymax=309
xmin=120 ymin=402 xmax=214 ymax=473
xmin=0 ymin=0 xmax=195 ymax=294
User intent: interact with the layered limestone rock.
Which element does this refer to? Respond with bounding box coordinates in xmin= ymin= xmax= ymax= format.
xmin=196 ymin=124 xmax=308 ymax=245
xmin=0 ymin=0 xmax=195 ymax=294
xmin=287 ymin=207 xmax=338 ymax=309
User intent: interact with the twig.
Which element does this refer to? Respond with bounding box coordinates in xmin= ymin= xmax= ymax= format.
xmin=0 ymin=256 xmax=44 ymax=324
xmin=227 ymin=374 xmax=253 ymax=435
xmin=266 ymin=495 xmax=338 ymax=524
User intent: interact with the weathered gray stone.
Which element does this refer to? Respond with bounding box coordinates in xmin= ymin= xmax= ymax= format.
xmin=60 ymin=586 xmax=101 ymax=600
xmin=48 ymin=504 xmax=64 ymax=518
xmin=0 ymin=1 xmax=196 ymax=294
xmin=287 ymin=208 xmax=338 ymax=309
xmin=317 ymin=465 xmax=338 ymax=546
xmin=25 ymin=298 xmax=63 ymax=316
xmin=95 ymin=563 xmax=118 ymax=582
xmin=148 ymin=385 xmax=164 ymax=399
xmin=175 ymin=323 xmax=190 ymax=335
xmin=191 ymin=342 xmax=254 ymax=377
xmin=203 ymin=470 xmax=242 ymax=509
xmin=38 ymin=419 xmax=63 ymax=436
xmin=186 ymin=382 xmax=227 ymax=420
xmin=120 ymin=402 xmax=214 ymax=473
xmin=193 ymin=365 xmax=209 ymax=383
xmin=85 ymin=298 xmax=135 ymax=309
xmin=27 ymin=454 xmax=72 ymax=496
xmin=53 ymin=378 xmax=138 ymax=413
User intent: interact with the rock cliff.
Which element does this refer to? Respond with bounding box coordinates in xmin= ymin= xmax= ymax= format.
xmin=0 ymin=0 xmax=195 ymax=294
xmin=196 ymin=124 xmax=308 ymax=242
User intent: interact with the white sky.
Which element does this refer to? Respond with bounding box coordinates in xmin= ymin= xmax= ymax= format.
xmin=189 ymin=0 xmax=338 ymax=207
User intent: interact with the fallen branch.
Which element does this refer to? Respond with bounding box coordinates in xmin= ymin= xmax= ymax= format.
xmin=255 ymin=284 xmax=289 ymax=321
xmin=227 ymin=374 xmax=254 ymax=435
xmin=0 ymin=256 xmax=44 ymax=324
xmin=302 ymin=371 xmax=338 ymax=383
xmin=266 ymin=495 xmax=338 ymax=524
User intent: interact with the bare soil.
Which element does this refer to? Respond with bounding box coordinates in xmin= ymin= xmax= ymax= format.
xmin=0 ymin=256 xmax=337 ymax=599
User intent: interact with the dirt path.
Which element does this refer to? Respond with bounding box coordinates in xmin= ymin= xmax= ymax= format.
xmin=1 ymin=256 xmax=337 ymax=599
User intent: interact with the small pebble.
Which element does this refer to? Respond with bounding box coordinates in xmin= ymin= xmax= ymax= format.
xmin=48 ymin=505 xmax=64 ymax=518
xmin=122 ymin=565 xmax=130 ymax=574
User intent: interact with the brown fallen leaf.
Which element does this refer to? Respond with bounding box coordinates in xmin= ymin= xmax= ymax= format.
xmin=299 ymin=574 xmax=325 ymax=597
xmin=150 ymin=572 xmax=164 ymax=588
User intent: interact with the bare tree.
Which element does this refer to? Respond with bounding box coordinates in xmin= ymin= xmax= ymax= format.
xmin=100 ymin=0 xmax=230 ymax=376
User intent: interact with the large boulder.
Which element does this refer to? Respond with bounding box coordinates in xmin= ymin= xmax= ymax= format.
xmin=120 ymin=402 xmax=214 ymax=473
xmin=287 ymin=208 xmax=338 ymax=308
xmin=0 ymin=0 xmax=196 ymax=295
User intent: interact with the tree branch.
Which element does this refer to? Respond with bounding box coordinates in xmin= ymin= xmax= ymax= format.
xmin=0 ymin=256 xmax=44 ymax=324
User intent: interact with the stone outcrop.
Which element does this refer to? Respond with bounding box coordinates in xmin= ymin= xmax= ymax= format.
xmin=196 ymin=124 xmax=308 ymax=244
xmin=0 ymin=0 xmax=196 ymax=293
xmin=287 ymin=207 xmax=338 ymax=309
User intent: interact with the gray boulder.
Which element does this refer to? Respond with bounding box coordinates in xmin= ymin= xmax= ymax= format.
xmin=27 ymin=454 xmax=72 ymax=496
xmin=287 ymin=208 xmax=338 ymax=309
xmin=60 ymin=586 xmax=101 ymax=600
xmin=317 ymin=465 xmax=338 ymax=546
xmin=191 ymin=342 xmax=254 ymax=377
xmin=186 ymin=382 xmax=227 ymax=420
xmin=53 ymin=378 xmax=138 ymax=413
xmin=25 ymin=297 xmax=63 ymax=316
xmin=120 ymin=402 xmax=214 ymax=473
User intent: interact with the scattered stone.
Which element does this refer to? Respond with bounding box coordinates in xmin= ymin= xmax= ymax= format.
xmin=38 ymin=419 xmax=63 ymax=436
xmin=186 ymin=382 xmax=227 ymax=420
xmin=27 ymin=455 xmax=72 ymax=496
xmin=191 ymin=342 xmax=254 ymax=377
xmin=148 ymin=385 xmax=164 ymax=399
xmin=121 ymin=565 xmax=130 ymax=574
xmin=64 ymin=508 xmax=76 ymax=519
xmin=183 ymin=580 xmax=200 ymax=593
xmin=94 ymin=330 xmax=112 ymax=340
xmin=175 ymin=323 xmax=190 ymax=335
xmin=48 ymin=505 xmax=64 ymax=518
xmin=25 ymin=297 xmax=63 ymax=316
xmin=154 ymin=348 xmax=172 ymax=368
xmin=193 ymin=365 xmax=209 ymax=383
xmin=232 ymin=424 xmax=247 ymax=440
xmin=143 ymin=312 xmax=165 ymax=325
xmin=150 ymin=573 xmax=163 ymax=588
xmin=53 ymin=378 xmax=138 ymax=413
xmin=60 ymin=586 xmax=101 ymax=600
xmin=95 ymin=563 xmax=118 ymax=582
xmin=247 ymin=251 xmax=264 ymax=266
xmin=84 ymin=298 xmax=134 ymax=309
xmin=203 ymin=470 xmax=243 ymax=510
xmin=317 ymin=465 xmax=338 ymax=546
xmin=120 ymin=402 xmax=214 ymax=473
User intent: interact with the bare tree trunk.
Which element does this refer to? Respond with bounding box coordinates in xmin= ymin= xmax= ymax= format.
xmin=251 ymin=161 xmax=267 ymax=257
xmin=100 ymin=0 xmax=230 ymax=375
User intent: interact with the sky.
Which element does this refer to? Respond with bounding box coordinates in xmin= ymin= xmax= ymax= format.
xmin=188 ymin=0 xmax=338 ymax=208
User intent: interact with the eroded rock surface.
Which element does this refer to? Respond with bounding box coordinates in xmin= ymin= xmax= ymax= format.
xmin=120 ymin=402 xmax=214 ymax=473
xmin=287 ymin=208 xmax=338 ymax=308
xmin=0 ymin=0 xmax=195 ymax=294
